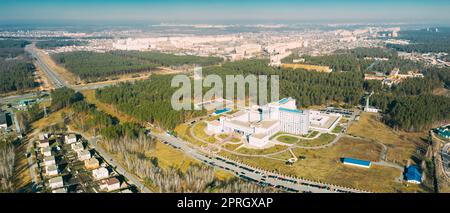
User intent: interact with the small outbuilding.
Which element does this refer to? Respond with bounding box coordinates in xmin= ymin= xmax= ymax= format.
xmin=342 ymin=157 xmax=371 ymax=168
xmin=405 ymin=165 xmax=423 ymax=184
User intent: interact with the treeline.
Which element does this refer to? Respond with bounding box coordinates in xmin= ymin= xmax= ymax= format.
xmin=49 ymin=87 xmax=144 ymax=140
xmin=347 ymin=47 xmax=397 ymax=59
xmin=114 ymin=51 xmax=224 ymax=67
xmin=50 ymin=87 xmax=84 ymax=111
xmin=368 ymin=74 xmax=449 ymax=131
xmin=0 ymin=60 xmax=37 ymax=94
xmin=0 ymin=40 xmax=30 ymax=48
xmin=51 ymin=51 xmax=159 ymax=81
xmin=0 ymin=139 xmax=15 ymax=192
xmin=387 ymin=28 xmax=450 ymax=54
xmin=301 ymin=54 xmax=368 ymax=72
xmin=0 ymin=40 xmax=37 ymax=94
xmin=36 ymin=40 xmax=87 ymax=49
xmin=385 ymin=95 xmax=450 ymax=131
xmin=282 ymin=47 xmax=421 ymax=74
xmin=51 ymin=51 xmax=223 ymax=81
xmin=368 ymin=57 xmax=423 ymax=74
xmin=96 ymin=75 xmax=206 ymax=130
xmin=203 ymin=59 xmax=365 ymax=106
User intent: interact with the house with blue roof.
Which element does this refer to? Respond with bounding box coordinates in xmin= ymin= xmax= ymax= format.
xmin=405 ymin=165 xmax=422 ymax=184
xmin=342 ymin=157 xmax=371 ymax=168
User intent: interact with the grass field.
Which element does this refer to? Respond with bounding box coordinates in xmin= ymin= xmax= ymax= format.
xmin=296 ymin=133 xmax=336 ymax=147
xmin=235 ymin=145 xmax=287 ymax=155
xmin=145 ymin=140 xmax=196 ymax=173
xmin=221 ymin=136 xmax=423 ymax=192
xmin=277 ymin=135 xmax=299 ymax=144
xmin=347 ymin=112 xmax=428 ymax=166
xmin=332 ymin=125 xmax=344 ymax=133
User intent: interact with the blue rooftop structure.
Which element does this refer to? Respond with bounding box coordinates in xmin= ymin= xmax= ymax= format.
xmin=436 ymin=127 xmax=450 ymax=139
xmin=342 ymin=157 xmax=371 ymax=168
xmin=279 ymin=107 xmax=303 ymax=114
xmin=213 ymin=108 xmax=231 ymax=115
xmin=405 ymin=165 xmax=422 ymax=184
xmin=278 ymin=98 xmax=289 ymax=104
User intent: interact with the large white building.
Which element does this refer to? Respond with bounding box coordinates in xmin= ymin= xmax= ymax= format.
xmin=206 ymin=97 xmax=309 ymax=148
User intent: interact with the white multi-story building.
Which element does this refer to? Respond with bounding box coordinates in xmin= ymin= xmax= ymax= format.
xmin=279 ymin=108 xmax=310 ymax=135
xmin=206 ymin=97 xmax=309 ymax=148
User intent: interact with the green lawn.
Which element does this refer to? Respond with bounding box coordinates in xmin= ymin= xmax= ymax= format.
xmin=277 ymin=135 xmax=299 ymax=144
xmin=296 ymin=133 xmax=336 ymax=147
xmin=332 ymin=125 xmax=344 ymax=134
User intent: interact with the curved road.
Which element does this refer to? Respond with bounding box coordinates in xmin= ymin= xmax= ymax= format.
xmin=153 ymin=130 xmax=367 ymax=193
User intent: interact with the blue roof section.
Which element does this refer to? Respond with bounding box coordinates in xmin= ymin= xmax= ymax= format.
xmin=214 ymin=108 xmax=231 ymax=115
xmin=279 ymin=107 xmax=303 ymax=114
xmin=342 ymin=158 xmax=371 ymax=167
xmin=405 ymin=165 xmax=422 ymax=182
xmin=278 ymin=98 xmax=289 ymax=104
xmin=437 ymin=128 xmax=450 ymax=137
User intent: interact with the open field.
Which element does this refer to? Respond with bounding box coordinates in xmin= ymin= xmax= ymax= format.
xmin=193 ymin=122 xmax=216 ymax=143
xmin=145 ymin=140 xmax=196 ymax=173
xmin=347 ymin=112 xmax=428 ymax=166
xmin=332 ymin=125 xmax=344 ymax=133
xmin=296 ymin=133 xmax=336 ymax=147
xmin=277 ymin=135 xmax=299 ymax=144
xmin=282 ymin=63 xmax=332 ymax=73
xmin=222 ymin=136 xmax=427 ymax=192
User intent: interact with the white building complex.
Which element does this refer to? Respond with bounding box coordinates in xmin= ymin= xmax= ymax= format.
xmin=206 ymin=97 xmax=310 ymax=148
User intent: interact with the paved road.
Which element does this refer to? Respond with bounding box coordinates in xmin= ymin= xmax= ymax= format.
xmin=1 ymin=45 xmax=120 ymax=104
xmin=25 ymin=44 xmax=67 ymax=88
xmin=150 ymin=131 xmax=365 ymax=193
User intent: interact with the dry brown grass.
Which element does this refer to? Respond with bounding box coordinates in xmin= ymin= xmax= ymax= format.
xmin=221 ymin=137 xmax=426 ymax=192
xmin=82 ymin=90 xmax=140 ymax=124
xmin=347 ymin=112 xmax=428 ymax=166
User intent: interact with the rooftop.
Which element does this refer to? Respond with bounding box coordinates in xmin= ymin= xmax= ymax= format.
xmin=405 ymin=165 xmax=422 ymax=182
xmin=105 ymin=177 xmax=120 ymax=185
xmin=0 ymin=111 xmax=7 ymax=125
xmin=342 ymin=157 xmax=371 ymax=167
xmin=279 ymin=107 xmax=303 ymax=114
xmin=278 ymin=98 xmax=290 ymax=104
xmin=49 ymin=176 xmax=63 ymax=184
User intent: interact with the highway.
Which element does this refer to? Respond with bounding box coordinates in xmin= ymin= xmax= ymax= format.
xmin=1 ymin=44 xmax=121 ymax=104
xmin=25 ymin=44 xmax=67 ymax=88
xmin=150 ymin=131 xmax=366 ymax=193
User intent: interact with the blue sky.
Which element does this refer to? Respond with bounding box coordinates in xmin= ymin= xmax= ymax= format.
xmin=1 ymin=0 xmax=449 ymax=23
